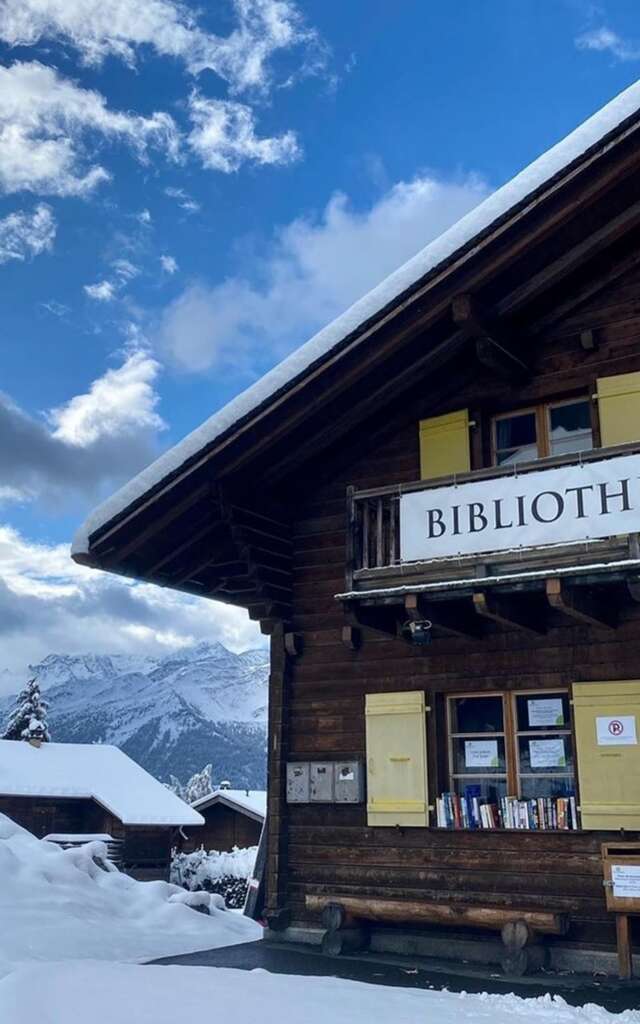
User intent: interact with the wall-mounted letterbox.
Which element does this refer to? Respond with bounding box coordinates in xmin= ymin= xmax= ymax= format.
xmin=286 ymin=762 xmax=310 ymax=803
xmin=334 ymin=760 xmax=365 ymax=804
xmin=286 ymin=760 xmax=364 ymax=804
xmin=310 ymin=762 xmax=334 ymax=802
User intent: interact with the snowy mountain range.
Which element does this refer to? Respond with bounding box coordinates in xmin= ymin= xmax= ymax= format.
xmin=0 ymin=643 xmax=269 ymax=788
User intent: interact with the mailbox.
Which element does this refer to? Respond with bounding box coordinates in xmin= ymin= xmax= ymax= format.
xmin=335 ymin=760 xmax=364 ymax=803
xmin=286 ymin=762 xmax=310 ymax=803
xmin=310 ymin=762 xmax=334 ymax=802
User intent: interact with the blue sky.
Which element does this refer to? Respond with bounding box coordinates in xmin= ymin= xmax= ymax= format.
xmin=0 ymin=0 xmax=639 ymax=680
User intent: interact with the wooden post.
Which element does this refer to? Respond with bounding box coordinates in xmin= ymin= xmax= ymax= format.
xmin=264 ymin=623 xmax=292 ymax=932
xmin=616 ymin=913 xmax=633 ymax=980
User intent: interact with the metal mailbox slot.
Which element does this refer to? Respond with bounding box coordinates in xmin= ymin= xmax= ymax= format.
xmin=286 ymin=762 xmax=310 ymax=803
xmin=334 ymin=760 xmax=364 ymax=803
xmin=310 ymin=762 xmax=334 ymax=802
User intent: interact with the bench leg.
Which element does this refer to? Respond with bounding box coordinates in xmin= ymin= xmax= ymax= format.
xmin=500 ymin=919 xmax=546 ymax=976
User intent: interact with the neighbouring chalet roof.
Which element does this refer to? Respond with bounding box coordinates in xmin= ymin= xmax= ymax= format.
xmin=191 ymin=788 xmax=266 ymax=822
xmin=73 ymin=79 xmax=640 ymax=559
xmin=0 ymin=740 xmax=204 ymax=827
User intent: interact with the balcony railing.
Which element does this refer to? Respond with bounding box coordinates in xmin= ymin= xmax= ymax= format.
xmin=345 ymin=441 xmax=640 ymax=594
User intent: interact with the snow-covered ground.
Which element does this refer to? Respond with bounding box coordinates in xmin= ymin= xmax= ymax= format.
xmin=0 ymin=962 xmax=637 ymax=1024
xmin=1 ymin=811 xmax=637 ymax=1024
xmin=0 ymin=813 xmax=259 ymax=980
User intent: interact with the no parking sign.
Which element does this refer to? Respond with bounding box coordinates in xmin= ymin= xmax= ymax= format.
xmin=596 ymin=715 xmax=638 ymax=746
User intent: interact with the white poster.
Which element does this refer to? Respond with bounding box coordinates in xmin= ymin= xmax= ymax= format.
xmin=596 ymin=715 xmax=637 ymax=746
xmin=400 ymin=452 xmax=640 ymax=562
xmin=528 ymin=698 xmax=564 ymax=728
xmin=465 ymin=739 xmax=499 ymax=768
xmin=612 ymin=865 xmax=640 ymax=899
xmin=529 ymin=738 xmax=566 ymax=769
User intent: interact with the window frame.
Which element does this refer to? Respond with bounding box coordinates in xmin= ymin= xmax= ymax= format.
xmin=491 ymin=396 xmax=594 ymax=467
xmin=446 ymin=688 xmax=575 ymax=801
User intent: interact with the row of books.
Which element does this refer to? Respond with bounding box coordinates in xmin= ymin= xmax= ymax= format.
xmin=435 ymin=790 xmax=579 ymax=830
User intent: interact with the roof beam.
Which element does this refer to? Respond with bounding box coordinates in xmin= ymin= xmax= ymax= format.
xmin=452 ymin=294 xmax=530 ymax=382
xmin=545 ymin=578 xmax=617 ymax=630
xmin=98 ymin=483 xmax=213 ymax=564
xmin=472 ymin=591 xmax=546 ymax=635
xmin=404 ymin=593 xmax=481 ymax=639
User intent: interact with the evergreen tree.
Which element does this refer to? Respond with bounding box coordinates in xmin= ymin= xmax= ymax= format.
xmin=166 ymin=764 xmax=214 ymax=804
xmin=2 ymin=678 xmax=50 ymax=742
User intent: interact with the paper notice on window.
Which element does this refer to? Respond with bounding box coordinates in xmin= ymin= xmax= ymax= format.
xmin=464 ymin=739 xmax=499 ymax=768
xmin=612 ymin=865 xmax=640 ymax=899
xmin=527 ymin=698 xmax=564 ymax=728
xmin=529 ymin=738 xmax=566 ymax=769
xmin=596 ymin=715 xmax=637 ymax=746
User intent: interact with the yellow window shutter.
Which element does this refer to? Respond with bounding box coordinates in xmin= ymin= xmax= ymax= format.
xmin=596 ymin=372 xmax=640 ymax=447
xmin=419 ymin=409 xmax=470 ymax=480
xmin=365 ymin=690 xmax=429 ymax=827
xmin=573 ymin=680 xmax=640 ymax=830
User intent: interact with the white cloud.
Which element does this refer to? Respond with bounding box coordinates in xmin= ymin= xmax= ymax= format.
xmin=0 ymin=0 xmax=324 ymax=94
xmin=84 ymin=279 xmax=115 ymax=301
xmin=0 ymin=61 xmax=179 ymax=197
xmin=112 ymin=258 xmax=140 ymax=281
xmin=137 ymin=208 xmax=152 ymax=225
xmin=0 ymin=203 xmax=56 ymax=264
xmin=0 ymin=525 xmax=262 ymax=680
xmin=157 ymin=173 xmax=489 ymax=372
xmin=575 ymin=26 xmax=640 ymax=61
xmin=187 ymin=92 xmax=301 ymax=172
xmin=48 ymin=349 xmax=166 ymax=447
xmin=165 ymin=186 xmax=200 ymax=213
xmin=160 ymin=254 xmax=178 ymax=274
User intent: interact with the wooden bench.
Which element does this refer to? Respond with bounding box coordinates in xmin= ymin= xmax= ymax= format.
xmin=306 ymin=895 xmax=570 ymax=976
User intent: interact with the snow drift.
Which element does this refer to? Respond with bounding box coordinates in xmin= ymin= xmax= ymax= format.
xmin=0 ymin=813 xmax=259 ymax=979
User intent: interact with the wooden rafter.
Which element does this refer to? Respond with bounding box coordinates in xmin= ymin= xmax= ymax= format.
xmin=404 ymin=593 xmax=480 ymax=639
xmin=545 ymin=578 xmax=617 ymax=630
xmin=452 ymin=293 xmax=530 ymax=382
xmin=472 ymin=591 xmax=546 ymax=635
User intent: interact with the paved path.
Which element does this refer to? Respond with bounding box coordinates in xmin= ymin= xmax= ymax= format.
xmin=152 ymin=939 xmax=640 ymax=1013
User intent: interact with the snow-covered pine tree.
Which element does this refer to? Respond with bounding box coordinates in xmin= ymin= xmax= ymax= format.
xmin=2 ymin=678 xmax=51 ymax=742
xmin=166 ymin=764 xmax=214 ymax=804
xmin=184 ymin=763 xmax=213 ymax=804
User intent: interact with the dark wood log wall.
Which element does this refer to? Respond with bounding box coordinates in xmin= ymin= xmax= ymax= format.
xmin=279 ymin=262 xmax=640 ymax=951
xmin=182 ymin=804 xmax=262 ymax=853
xmin=0 ymin=796 xmax=115 ymax=839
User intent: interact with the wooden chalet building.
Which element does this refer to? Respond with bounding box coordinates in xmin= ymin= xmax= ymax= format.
xmin=0 ymin=740 xmax=203 ymax=880
xmin=75 ymin=81 xmax=640 ymax=974
xmin=181 ymin=788 xmax=266 ymax=853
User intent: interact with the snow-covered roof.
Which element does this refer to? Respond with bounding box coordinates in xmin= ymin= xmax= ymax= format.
xmin=73 ymin=79 xmax=640 ymax=556
xmin=0 ymin=741 xmax=204 ymax=827
xmin=191 ymin=788 xmax=266 ymax=821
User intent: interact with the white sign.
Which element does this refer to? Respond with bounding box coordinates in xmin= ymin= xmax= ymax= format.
xmin=528 ymin=698 xmax=564 ymax=728
xmin=465 ymin=739 xmax=499 ymax=768
xmin=529 ymin=738 xmax=566 ymax=769
xmin=596 ymin=715 xmax=637 ymax=746
xmin=400 ymin=452 xmax=640 ymax=562
xmin=612 ymin=865 xmax=640 ymax=899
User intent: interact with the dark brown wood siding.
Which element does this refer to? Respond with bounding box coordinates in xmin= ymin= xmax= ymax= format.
xmin=182 ymin=804 xmax=262 ymax=853
xmin=277 ymin=262 xmax=640 ymax=950
xmin=0 ymin=795 xmax=114 ymax=839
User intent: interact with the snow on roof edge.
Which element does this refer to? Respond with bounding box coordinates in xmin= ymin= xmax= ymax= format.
xmin=191 ymin=789 xmax=266 ymax=818
xmin=73 ymin=79 xmax=640 ymax=556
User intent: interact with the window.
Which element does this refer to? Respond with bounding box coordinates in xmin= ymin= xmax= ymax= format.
xmin=439 ymin=690 xmax=578 ymax=830
xmin=493 ymin=398 xmax=593 ymax=466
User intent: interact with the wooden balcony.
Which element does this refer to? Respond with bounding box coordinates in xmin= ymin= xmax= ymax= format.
xmin=341 ymin=443 xmax=640 ymax=640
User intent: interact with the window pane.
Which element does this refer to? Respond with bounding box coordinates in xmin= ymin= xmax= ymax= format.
xmin=549 ymin=401 xmax=592 ymax=456
xmin=450 ymin=696 xmax=503 ymax=734
xmin=518 ymin=735 xmax=574 ymax=774
xmin=515 ymin=693 xmax=571 ymax=731
xmin=496 ymin=443 xmax=539 ymax=466
xmin=452 ymin=779 xmax=507 ymax=802
xmin=519 ymin=777 xmax=576 ymax=800
xmin=452 ymin=737 xmax=506 ymax=774
xmin=495 ymin=412 xmax=537 ymax=452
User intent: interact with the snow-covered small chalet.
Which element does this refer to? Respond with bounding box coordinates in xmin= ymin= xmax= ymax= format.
xmin=181 ymin=788 xmax=266 ymax=853
xmin=0 ymin=740 xmax=203 ymax=880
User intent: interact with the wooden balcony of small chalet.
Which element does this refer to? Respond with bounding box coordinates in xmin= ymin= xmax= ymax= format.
xmin=340 ymin=441 xmax=640 ymax=640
